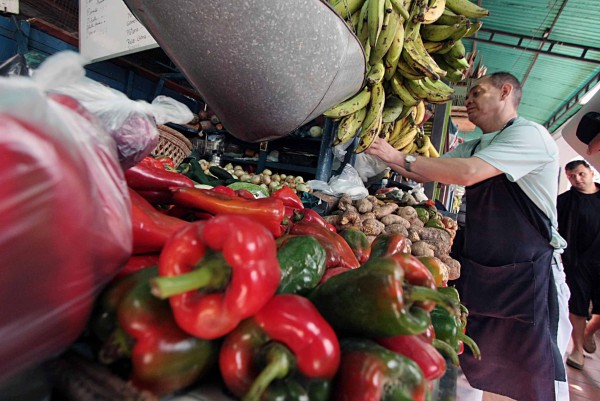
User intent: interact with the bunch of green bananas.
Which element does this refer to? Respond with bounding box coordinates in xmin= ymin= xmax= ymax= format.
xmin=324 ymin=0 xmax=489 ymax=155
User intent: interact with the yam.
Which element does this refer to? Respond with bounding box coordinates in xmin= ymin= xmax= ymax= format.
xmin=340 ymin=210 xmax=362 ymax=226
xmin=421 ymin=239 xmax=451 ymax=257
xmin=355 ymin=197 xmax=373 ymax=213
xmin=416 ymin=227 xmax=451 ymax=244
xmin=383 ymin=223 xmax=409 ymax=237
xmin=380 ymin=214 xmax=411 ymax=228
xmin=411 ymin=241 xmax=435 ymax=257
xmin=440 ymin=255 xmax=461 ymax=280
xmin=337 ymin=194 xmax=354 ymax=211
xmin=323 ymin=214 xmax=342 ymax=227
xmin=362 ymin=218 xmax=385 ymax=236
xmin=373 ymin=203 xmax=399 ymax=219
xmin=397 ymin=206 xmax=418 ymax=221
xmin=360 ymin=212 xmax=377 ymax=222
xmin=407 ymin=228 xmax=420 ymax=243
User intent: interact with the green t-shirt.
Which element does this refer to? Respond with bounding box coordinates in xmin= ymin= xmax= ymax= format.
xmin=443 ymin=117 xmax=566 ymax=250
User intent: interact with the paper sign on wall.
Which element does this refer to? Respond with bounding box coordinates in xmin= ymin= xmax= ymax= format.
xmin=0 ymin=0 xmax=19 ymax=14
xmin=79 ymin=0 xmax=158 ymax=63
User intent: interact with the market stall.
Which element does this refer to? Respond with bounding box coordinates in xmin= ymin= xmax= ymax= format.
xmin=0 ymin=0 xmax=510 ymax=400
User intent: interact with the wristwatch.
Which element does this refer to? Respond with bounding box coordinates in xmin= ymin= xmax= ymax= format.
xmin=404 ymin=154 xmax=417 ymax=172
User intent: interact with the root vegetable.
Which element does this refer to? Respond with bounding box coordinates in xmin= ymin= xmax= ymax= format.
xmin=420 ymin=239 xmax=451 ymax=257
xmin=383 ymin=223 xmax=408 ymax=237
xmin=397 ymin=206 xmax=418 ymax=221
xmin=355 ymin=197 xmax=373 ymax=213
xmin=338 ymin=194 xmax=354 ymax=211
xmin=362 ymin=218 xmax=385 ymax=236
xmin=440 ymin=255 xmax=461 ymax=280
xmin=360 ymin=212 xmax=377 ymax=222
xmin=323 ymin=215 xmax=342 ymax=226
xmin=380 ymin=214 xmax=410 ymax=228
xmin=373 ymin=203 xmax=399 ymax=219
xmin=407 ymin=228 xmax=420 ymax=243
xmin=416 ymin=227 xmax=451 ymax=244
xmin=340 ymin=210 xmax=362 ymax=226
xmin=411 ymin=241 xmax=435 ymax=257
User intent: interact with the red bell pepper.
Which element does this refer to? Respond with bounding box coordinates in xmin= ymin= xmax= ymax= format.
xmin=333 ymin=339 xmax=428 ymax=401
xmin=130 ymin=188 xmax=188 ymax=254
xmin=220 ymin=294 xmax=340 ymax=401
xmin=390 ymin=253 xmax=439 ymax=312
xmin=293 ymin=208 xmax=333 ymax=231
xmin=235 ymin=188 xmax=256 ymax=200
xmin=418 ymin=256 xmax=447 ymax=287
xmin=96 ymin=268 xmax=217 ymax=396
xmin=338 ymin=228 xmax=371 ymax=264
xmin=369 ymin=233 xmax=411 ymax=259
xmin=171 ymin=187 xmax=286 ymax=237
xmin=125 ymin=161 xmax=194 ymax=192
xmin=376 ymin=335 xmax=447 ymax=381
xmin=116 ymin=253 xmax=160 ymax=279
xmin=270 ymin=185 xmax=304 ymax=210
xmin=289 ymin=222 xmax=359 ymax=269
xmin=151 ymin=215 xmax=281 ymax=339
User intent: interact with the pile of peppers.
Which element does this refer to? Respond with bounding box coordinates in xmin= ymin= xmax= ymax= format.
xmin=80 ymin=157 xmax=477 ymax=400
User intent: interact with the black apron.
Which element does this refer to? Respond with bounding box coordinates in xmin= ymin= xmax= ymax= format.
xmin=453 ymin=147 xmax=564 ymax=401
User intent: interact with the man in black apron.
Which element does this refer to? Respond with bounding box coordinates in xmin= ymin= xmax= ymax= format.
xmin=366 ymin=72 xmax=570 ymax=401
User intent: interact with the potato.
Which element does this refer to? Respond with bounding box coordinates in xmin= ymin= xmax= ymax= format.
xmin=373 ymin=203 xmax=399 ymax=219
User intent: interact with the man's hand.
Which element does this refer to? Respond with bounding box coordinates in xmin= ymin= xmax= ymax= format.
xmin=587 ymin=132 xmax=600 ymax=155
xmin=365 ymin=136 xmax=402 ymax=164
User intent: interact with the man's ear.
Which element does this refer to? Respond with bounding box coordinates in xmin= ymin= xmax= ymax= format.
xmin=500 ymin=83 xmax=513 ymax=101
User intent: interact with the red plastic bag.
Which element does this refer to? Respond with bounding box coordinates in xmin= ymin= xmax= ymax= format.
xmin=0 ymin=51 xmax=132 ymax=384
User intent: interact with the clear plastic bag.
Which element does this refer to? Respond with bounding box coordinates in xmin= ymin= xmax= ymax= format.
xmin=51 ymin=59 xmax=193 ymax=169
xmin=332 ymin=141 xmax=389 ymax=182
xmin=0 ymin=51 xmax=132 ymax=384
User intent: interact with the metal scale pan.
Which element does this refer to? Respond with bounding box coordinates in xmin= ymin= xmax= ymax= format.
xmin=123 ymin=0 xmax=366 ymax=142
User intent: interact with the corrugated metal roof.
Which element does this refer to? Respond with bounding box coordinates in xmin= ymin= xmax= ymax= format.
xmin=463 ymin=0 xmax=600 ymax=133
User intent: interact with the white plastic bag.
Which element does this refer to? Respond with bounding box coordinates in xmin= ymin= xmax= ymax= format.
xmin=308 ymin=164 xmax=369 ymax=200
xmin=51 ymin=58 xmax=194 ymax=168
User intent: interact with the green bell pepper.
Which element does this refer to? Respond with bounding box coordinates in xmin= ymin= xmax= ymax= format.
xmin=276 ymin=235 xmax=327 ymax=295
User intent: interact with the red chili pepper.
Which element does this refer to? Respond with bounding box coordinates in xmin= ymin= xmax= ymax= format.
xmin=125 ymin=162 xmax=194 ymax=192
xmin=270 ymin=185 xmax=304 ymax=210
xmin=376 ymin=335 xmax=447 ymax=381
xmin=116 ymin=253 xmax=160 ymax=279
xmin=140 ymin=156 xmax=166 ymax=170
xmin=219 ymin=294 xmax=340 ymax=401
xmin=211 ymin=185 xmax=236 ymax=197
xmin=235 ymin=188 xmax=256 ymax=200
xmin=155 ymin=156 xmax=176 ymax=169
xmin=293 ymin=208 xmax=328 ymax=228
xmin=171 ymin=187 xmax=286 ymax=237
xmin=130 ymin=189 xmax=188 ymax=254
xmin=136 ymin=189 xmax=174 ymax=205
xmin=151 ymin=215 xmax=281 ymax=339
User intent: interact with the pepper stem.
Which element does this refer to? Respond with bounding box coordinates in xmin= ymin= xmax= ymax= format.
xmin=243 ymin=343 xmax=294 ymax=401
xmin=432 ymin=338 xmax=460 ymax=366
xmin=458 ymin=332 xmax=481 ymax=360
xmin=408 ymin=286 xmax=461 ymax=316
xmin=151 ymin=252 xmax=231 ymax=299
